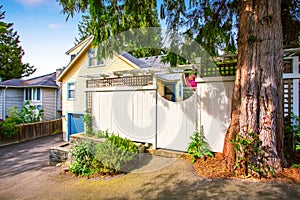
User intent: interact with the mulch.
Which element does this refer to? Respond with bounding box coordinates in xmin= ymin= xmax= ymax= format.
xmin=192 ymin=153 xmax=300 ymax=184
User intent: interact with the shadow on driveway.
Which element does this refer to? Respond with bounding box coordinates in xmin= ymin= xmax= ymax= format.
xmin=0 ymin=134 xmax=64 ymax=178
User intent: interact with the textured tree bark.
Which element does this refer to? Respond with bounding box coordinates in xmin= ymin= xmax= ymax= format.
xmin=223 ymin=0 xmax=285 ymax=175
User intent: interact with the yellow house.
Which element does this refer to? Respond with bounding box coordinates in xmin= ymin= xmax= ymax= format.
xmin=57 ymin=37 xmax=142 ymax=140
xmin=57 ymin=36 xmax=192 ymax=140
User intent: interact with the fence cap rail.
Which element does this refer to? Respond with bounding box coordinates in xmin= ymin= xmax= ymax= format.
xmin=15 ymin=118 xmax=62 ymax=127
xmin=196 ymin=76 xmax=235 ymax=83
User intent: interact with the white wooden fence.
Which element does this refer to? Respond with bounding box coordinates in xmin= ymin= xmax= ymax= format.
xmin=91 ymin=80 xmax=233 ymax=152
xmin=196 ymin=77 xmax=234 ymax=152
xmin=92 ymin=87 xmax=157 ymax=146
xmin=89 ymin=53 xmax=299 ymax=153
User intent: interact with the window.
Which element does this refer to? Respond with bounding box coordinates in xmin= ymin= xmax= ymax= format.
xmin=88 ymin=48 xmax=105 ymax=67
xmin=179 ymin=83 xmax=182 ymax=97
xmin=70 ymin=54 xmax=76 ymax=61
xmin=164 ymin=84 xmax=176 ymax=102
xmin=67 ymin=82 xmax=76 ymax=100
xmin=24 ymin=88 xmax=41 ymax=101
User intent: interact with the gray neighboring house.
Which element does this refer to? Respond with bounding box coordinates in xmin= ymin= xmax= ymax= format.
xmin=0 ymin=71 xmax=62 ymax=121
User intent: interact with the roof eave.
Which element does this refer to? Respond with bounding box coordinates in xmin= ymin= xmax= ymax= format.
xmin=57 ymin=37 xmax=94 ymax=82
xmin=0 ymin=85 xmax=59 ymax=89
xmin=65 ymin=36 xmax=94 ymax=55
xmin=117 ymin=54 xmax=141 ymax=70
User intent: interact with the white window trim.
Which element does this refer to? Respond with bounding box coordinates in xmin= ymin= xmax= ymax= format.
xmin=24 ymin=88 xmax=42 ymax=102
xmin=88 ymin=48 xmax=106 ymax=67
xmin=67 ymin=82 xmax=76 ymax=100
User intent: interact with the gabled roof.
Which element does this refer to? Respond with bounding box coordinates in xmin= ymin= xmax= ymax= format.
xmin=0 ymin=79 xmax=25 ymax=86
xmin=138 ymin=55 xmax=170 ymax=68
xmin=57 ymin=36 xmax=94 ymax=82
xmin=120 ymin=52 xmax=152 ymax=68
xmin=65 ymin=36 xmax=93 ymax=55
xmin=120 ymin=53 xmax=170 ymax=69
xmin=0 ymin=72 xmax=58 ymax=88
xmin=57 ymin=36 xmax=173 ymax=82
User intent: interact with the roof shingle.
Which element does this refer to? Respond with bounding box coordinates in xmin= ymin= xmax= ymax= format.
xmin=0 ymin=73 xmax=58 ymax=88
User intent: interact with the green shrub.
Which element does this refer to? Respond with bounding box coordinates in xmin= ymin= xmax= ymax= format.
xmin=95 ymin=140 xmax=137 ymax=173
xmin=187 ymin=126 xmax=214 ymax=163
xmin=0 ymin=116 xmax=21 ymax=138
xmin=107 ymin=134 xmax=139 ymax=154
xmin=69 ymin=134 xmax=138 ymax=176
xmin=95 ymin=134 xmax=138 ymax=173
xmin=69 ymin=140 xmax=96 ymax=176
xmin=7 ymin=106 xmax=19 ymax=118
xmin=231 ymin=117 xmax=275 ymax=177
xmin=95 ymin=129 xmax=109 ymax=138
xmin=83 ymin=113 xmax=93 ymax=136
xmin=18 ymin=101 xmax=44 ymax=123
xmin=0 ymin=119 xmax=3 ymax=133
xmin=292 ymin=115 xmax=300 ymax=151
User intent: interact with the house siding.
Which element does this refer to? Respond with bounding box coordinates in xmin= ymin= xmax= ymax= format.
xmin=5 ymin=88 xmax=23 ymax=117
xmin=157 ymin=80 xmax=165 ymax=98
xmin=60 ymin=45 xmax=136 ymax=134
xmin=56 ymin=82 xmax=62 ymax=118
xmin=108 ymin=56 xmax=137 ymax=72
xmin=42 ymin=88 xmax=57 ymax=121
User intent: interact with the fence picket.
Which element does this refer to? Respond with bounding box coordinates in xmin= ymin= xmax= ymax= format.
xmin=0 ymin=119 xmax=62 ymax=146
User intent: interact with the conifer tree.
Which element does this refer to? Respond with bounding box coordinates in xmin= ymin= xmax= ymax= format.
xmin=0 ymin=5 xmax=35 ymax=81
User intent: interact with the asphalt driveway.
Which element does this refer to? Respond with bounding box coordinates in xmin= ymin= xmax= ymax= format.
xmin=0 ymin=134 xmax=300 ymax=200
xmin=0 ymin=134 xmax=64 ymax=178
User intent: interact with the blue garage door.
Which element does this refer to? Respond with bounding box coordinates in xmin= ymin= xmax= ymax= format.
xmin=68 ymin=113 xmax=84 ymax=140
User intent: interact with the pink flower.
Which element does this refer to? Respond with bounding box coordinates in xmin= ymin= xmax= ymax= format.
xmin=186 ymin=74 xmax=197 ymax=88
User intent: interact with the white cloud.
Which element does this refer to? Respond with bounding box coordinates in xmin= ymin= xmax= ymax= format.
xmin=48 ymin=23 xmax=59 ymax=30
xmin=15 ymin=0 xmax=47 ymax=6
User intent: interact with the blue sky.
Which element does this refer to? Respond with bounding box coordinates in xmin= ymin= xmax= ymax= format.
xmin=0 ymin=0 xmax=82 ymax=78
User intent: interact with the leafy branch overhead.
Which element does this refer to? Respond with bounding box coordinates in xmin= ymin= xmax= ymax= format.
xmin=59 ymin=0 xmax=161 ymax=58
xmin=64 ymin=0 xmax=299 ymax=58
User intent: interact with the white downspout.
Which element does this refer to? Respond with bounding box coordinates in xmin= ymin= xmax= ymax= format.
xmin=153 ymin=76 xmax=157 ymax=150
xmin=3 ymin=86 xmax=7 ymax=119
xmin=54 ymin=88 xmax=57 ymax=119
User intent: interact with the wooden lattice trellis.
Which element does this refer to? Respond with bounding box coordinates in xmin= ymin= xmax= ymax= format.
xmin=87 ymin=75 xmax=153 ymax=88
xmin=86 ymin=92 xmax=93 ymax=114
xmin=202 ymin=62 xmax=237 ymax=77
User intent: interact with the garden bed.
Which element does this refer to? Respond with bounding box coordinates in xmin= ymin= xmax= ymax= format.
xmin=55 ymin=132 xmax=150 ymax=178
xmin=193 ymin=152 xmax=300 ymax=184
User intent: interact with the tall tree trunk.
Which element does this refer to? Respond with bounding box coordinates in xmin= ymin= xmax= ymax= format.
xmin=223 ymin=0 xmax=285 ymax=176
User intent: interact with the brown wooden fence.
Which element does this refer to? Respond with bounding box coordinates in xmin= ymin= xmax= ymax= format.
xmin=0 ymin=119 xmax=62 ymax=146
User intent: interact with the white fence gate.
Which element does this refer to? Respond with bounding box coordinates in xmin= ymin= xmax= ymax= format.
xmin=91 ymin=81 xmax=232 ymax=152
xmin=92 ymin=88 xmax=157 ymax=146
xmin=156 ymin=92 xmax=197 ymax=151
xmin=92 ymin=87 xmax=197 ymax=152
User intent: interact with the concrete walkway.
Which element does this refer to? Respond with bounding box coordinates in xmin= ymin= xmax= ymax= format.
xmin=0 ymin=134 xmax=300 ymax=200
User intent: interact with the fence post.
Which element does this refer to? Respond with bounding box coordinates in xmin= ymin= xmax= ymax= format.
xmin=196 ymin=79 xmax=201 ymax=132
xmin=292 ymin=56 xmax=299 ymax=150
xmin=292 ymin=56 xmax=299 ymax=118
xmin=18 ymin=124 xmax=22 ymax=141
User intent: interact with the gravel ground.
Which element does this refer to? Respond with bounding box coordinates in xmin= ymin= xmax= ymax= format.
xmin=1 ymin=134 xmax=300 ymax=200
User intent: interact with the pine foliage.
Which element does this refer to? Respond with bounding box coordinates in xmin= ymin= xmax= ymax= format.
xmin=0 ymin=6 xmax=35 ymax=81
